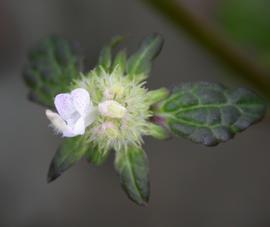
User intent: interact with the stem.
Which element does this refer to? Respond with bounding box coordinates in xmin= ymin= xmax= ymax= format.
xmin=141 ymin=0 xmax=270 ymax=100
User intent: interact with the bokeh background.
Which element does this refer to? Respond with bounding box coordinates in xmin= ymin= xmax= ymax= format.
xmin=1 ymin=0 xmax=270 ymax=226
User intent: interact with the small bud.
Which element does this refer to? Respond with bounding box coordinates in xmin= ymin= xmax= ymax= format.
xmin=146 ymin=122 xmax=169 ymax=140
xmin=101 ymin=121 xmax=115 ymax=131
xmin=146 ymin=88 xmax=169 ymax=105
xmin=104 ymin=84 xmax=125 ymax=99
xmin=112 ymin=84 xmax=125 ymax=97
xmin=100 ymin=121 xmax=118 ymax=137
xmin=98 ymin=100 xmax=127 ymax=118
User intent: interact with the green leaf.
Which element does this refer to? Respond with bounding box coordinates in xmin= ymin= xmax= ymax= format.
xmin=85 ymin=146 xmax=110 ymax=166
xmin=157 ymin=82 xmax=267 ymax=146
xmin=47 ymin=137 xmax=86 ymax=183
xmin=127 ymin=33 xmax=164 ymax=78
xmin=114 ymin=146 xmax=150 ymax=206
xmin=98 ymin=36 xmax=123 ymax=72
xmin=23 ymin=36 xmax=83 ymax=107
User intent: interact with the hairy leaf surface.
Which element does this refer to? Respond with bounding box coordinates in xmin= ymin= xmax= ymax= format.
xmin=157 ymin=82 xmax=266 ymax=146
xmin=114 ymin=147 xmax=150 ymax=205
xmin=23 ymin=36 xmax=83 ymax=107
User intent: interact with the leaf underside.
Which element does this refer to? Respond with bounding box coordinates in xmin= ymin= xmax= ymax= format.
xmin=114 ymin=147 xmax=150 ymax=206
xmin=158 ymin=82 xmax=267 ymax=146
xmin=23 ymin=36 xmax=83 ymax=107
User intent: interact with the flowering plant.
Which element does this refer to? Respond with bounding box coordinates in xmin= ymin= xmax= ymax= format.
xmin=23 ymin=34 xmax=266 ymax=205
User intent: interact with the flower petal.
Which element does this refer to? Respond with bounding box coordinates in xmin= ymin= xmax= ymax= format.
xmin=45 ymin=110 xmax=71 ymax=134
xmin=84 ymin=108 xmax=98 ymax=127
xmin=54 ymin=93 xmax=76 ymax=120
xmin=62 ymin=131 xmax=76 ymax=138
xmin=65 ymin=112 xmax=81 ymax=127
xmin=71 ymin=88 xmax=91 ymax=116
xmin=71 ymin=117 xmax=85 ymax=136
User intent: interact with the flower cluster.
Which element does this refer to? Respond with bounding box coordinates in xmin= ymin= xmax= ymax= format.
xmin=46 ymin=66 xmax=157 ymax=152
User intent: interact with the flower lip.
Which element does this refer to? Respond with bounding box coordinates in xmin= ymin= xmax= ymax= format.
xmin=46 ymin=88 xmax=96 ymax=137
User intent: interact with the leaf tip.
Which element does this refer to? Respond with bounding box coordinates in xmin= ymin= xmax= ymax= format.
xmin=47 ymin=162 xmax=61 ymax=183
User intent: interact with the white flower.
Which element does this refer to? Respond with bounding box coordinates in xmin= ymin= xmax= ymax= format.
xmin=46 ymin=88 xmax=96 ymax=137
xmin=98 ymin=100 xmax=127 ymax=119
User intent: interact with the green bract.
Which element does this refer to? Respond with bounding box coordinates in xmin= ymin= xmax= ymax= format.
xmin=115 ymin=146 xmax=150 ymax=205
xmin=23 ymin=34 xmax=267 ymax=206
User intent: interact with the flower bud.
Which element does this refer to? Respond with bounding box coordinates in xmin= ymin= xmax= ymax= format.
xmin=100 ymin=121 xmax=118 ymax=137
xmin=104 ymin=84 xmax=125 ymax=99
xmin=98 ymin=100 xmax=127 ymax=118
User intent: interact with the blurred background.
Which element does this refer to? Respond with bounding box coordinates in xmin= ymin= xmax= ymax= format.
xmin=1 ymin=0 xmax=270 ymax=226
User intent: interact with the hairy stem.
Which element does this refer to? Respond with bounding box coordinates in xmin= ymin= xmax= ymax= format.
xmin=141 ymin=0 xmax=270 ymax=100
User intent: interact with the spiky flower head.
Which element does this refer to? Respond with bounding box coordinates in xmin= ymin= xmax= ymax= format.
xmin=46 ymin=62 xmax=168 ymax=154
xmin=71 ymin=66 xmax=154 ymax=152
xmin=44 ymin=34 xmax=169 ymax=158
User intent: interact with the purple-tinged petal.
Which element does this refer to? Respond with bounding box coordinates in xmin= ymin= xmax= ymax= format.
xmin=62 ymin=131 xmax=76 ymax=138
xmin=48 ymin=88 xmax=96 ymax=138
xmin=65 ymin=111 xmax=80 ymax=125
xmin=54 ymin=94 xmax=76 ymax=120
xmin=71 ymin=88 xmax=91 ymax=116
